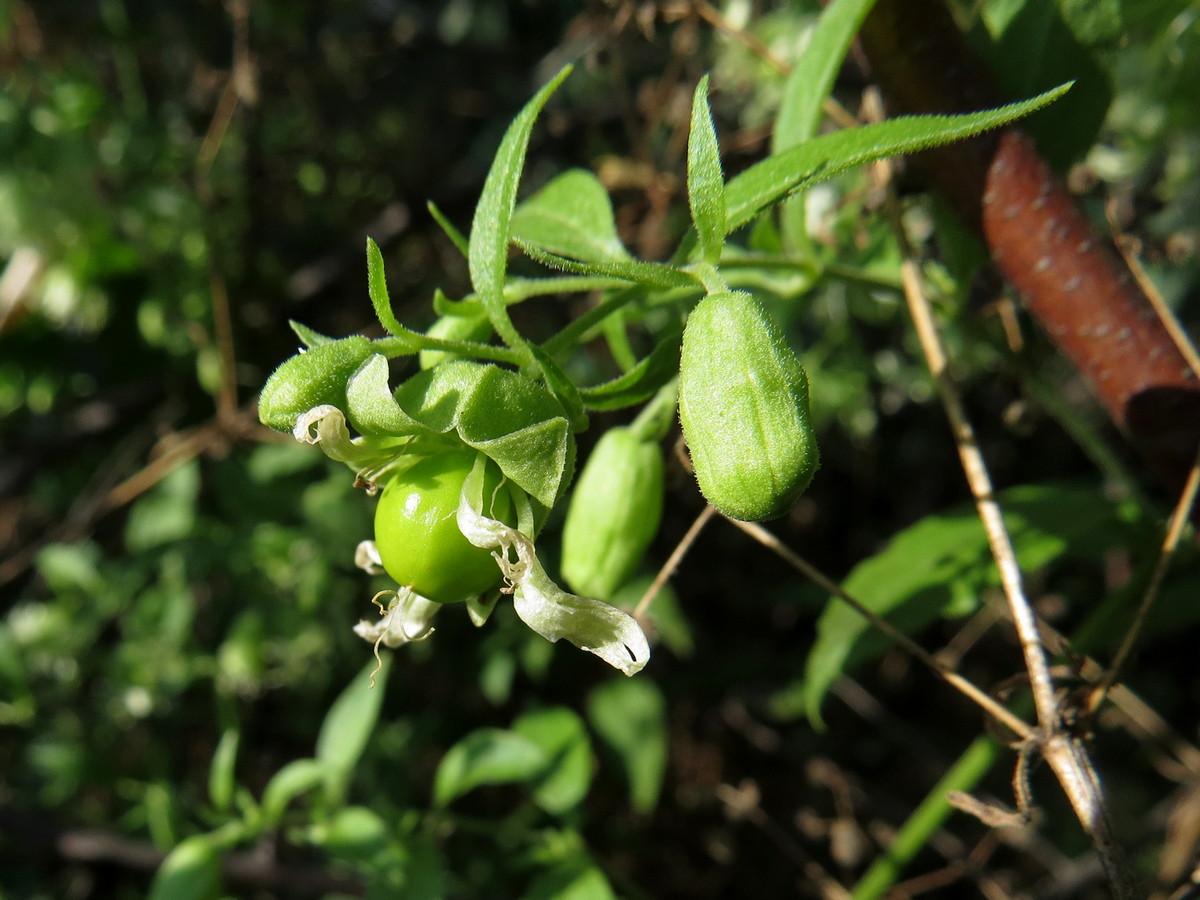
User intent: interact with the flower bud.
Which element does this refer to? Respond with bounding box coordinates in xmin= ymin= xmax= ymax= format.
xmin=258 ymin=336 xmax=374 ymax=432
xmin=561 ymin=426 xmax=664 ymax=598
xmin=678 ymin=290 xmax=818 ymax=520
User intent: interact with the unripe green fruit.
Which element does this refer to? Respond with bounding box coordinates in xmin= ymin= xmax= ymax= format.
xmin=374 ymin=452 xmax=514 ymax=603
xmin=561 ymin=427 xmax=664 ymax=599
xmin=678 ymin=291 xmax=818 ymax=521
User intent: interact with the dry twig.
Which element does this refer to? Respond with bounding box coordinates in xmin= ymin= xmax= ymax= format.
xmin=868 ymin=93 xmax=1137 ymax=895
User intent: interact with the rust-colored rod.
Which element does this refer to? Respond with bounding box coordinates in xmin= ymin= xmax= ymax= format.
xmin=857 ymin=0 xmax=1200 ymax=500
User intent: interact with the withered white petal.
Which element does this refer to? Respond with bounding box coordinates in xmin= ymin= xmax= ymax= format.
xmin=456 ymin=458 xmax=650 ymax=675
xmin=353 ymin=586 xmax=440 ymax=648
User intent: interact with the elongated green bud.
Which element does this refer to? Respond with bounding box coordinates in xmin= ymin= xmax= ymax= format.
xmin=258 ymin=336 xmax=374 ymax=432
xmin=561 ymin=426 xmax=664 ymax=599
xmin=678 ymin=290 xmax=818 ymax=520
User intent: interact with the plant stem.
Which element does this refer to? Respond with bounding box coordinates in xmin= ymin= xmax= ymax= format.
xmin=875 ymin=144 xmax=1138 ymax=898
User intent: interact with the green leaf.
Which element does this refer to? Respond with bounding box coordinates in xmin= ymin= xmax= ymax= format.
xmin=802 ymin=482 xmax=1147 ymax=727
xmin=432 ymin=728 xmax=547 ymax=806
xmin=526 ymin=343 xmax=588 ymax=432
xmin=686 ymin=75 xmax=725 ymax=264
xmin=469 ymin=65 xmax=573 ymax=350
xmin=419 ymin=309 xmax=494 ymax=369
xmin=427 ymin=200 xmax=469 ymax=257
xmin=344 ymin=354 xmax=431 ymax=437
xmin=260 ymin=758 xmax=328 ymax=827
xmin=366 ymin=237 xmax=409 ymax=338
xmin=978 ymin=1 xmax=1111 ymax=167
xmin=316 ymin=656 xmax=391 ymax=801
xmin=125 ymin=461 xmax=200 ymax=552
xmin=578 ymin=330 xmax=682 ymax=412
xmin=516 ymin=240 xmax=694 ymax=289
xmin=148 ymin=836 xmax=222 ymax=900
xmin=773 ymin=0 xmax=877 ymax=153
xmin=512 ymin=707 xmax=594 ymax=815
xmin=1056 ymin=0 xmax=1122 ymax=45
xmin=524 ymin=860 xmax=618 ymax=900
xmin=772 ymin=0 xmax=878 ymax=254
xmin=394 ymin=361 xmax=575 ymax=508
xmin=289 ymin=319 xmax=334 ymax=347
xmin=586 ymin=677 xmax=667 ymax=813
xmin=511 ymin=169 xmax=630 ymax=263
xmin=725 ymin=83 xmax=1072 ymax=231
xmin=258 ymin=335 xmax=376 ymax=432
xmin=316 ymin=805 xmax=391 ymax=862
xmin=207 ymin=728 xmax=239 ymax=815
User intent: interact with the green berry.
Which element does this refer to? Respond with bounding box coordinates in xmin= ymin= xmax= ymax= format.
xmin=374 ymin=452 xmax=514 ymax=603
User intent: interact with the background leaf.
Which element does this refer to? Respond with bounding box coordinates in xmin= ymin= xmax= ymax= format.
xmin=511 ymin=169 xmax=630 ymax=263
xmin=586 ymin=677 xmax=667 ymax=814
xmin=802 ymin=482 xmax=1149 ymax=726
xmin=316 ymin=657 xmax=391 ymax=801
xmin=433 ymin=728 xmax=548 ymax=807
xmin=512 ymin=706 xmax=594 ymax=815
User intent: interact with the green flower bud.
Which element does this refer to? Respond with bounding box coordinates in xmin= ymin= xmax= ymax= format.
xmin=678 ymin=290 xmax=818 ymax=521
xmin=561 ymin=426 xmax=664 ymax=599
xmin=258 ymin=336 xmax=375 ymax=432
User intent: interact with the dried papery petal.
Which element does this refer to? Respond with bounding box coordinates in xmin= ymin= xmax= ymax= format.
xmin=353 ymin=587 xmax=440 ymax=649
xmin=355 ymin=540 xmax=385 ymax=575
xmin=292 ymin=405 xmax=378 ymax=466
xmin=456 ymin=458 xmax=650 ymax=675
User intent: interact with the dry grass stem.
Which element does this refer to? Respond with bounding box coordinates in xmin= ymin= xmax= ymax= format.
xmin=1091 ymin=444 xmax=1200 ymax=708
xmin=727 ymin=516 xmax=1033 ymax=742
xmin=870 ymin=134 xmax=1137 ymax=897
xmin=634 ymin=503 xmax=717 ymax=618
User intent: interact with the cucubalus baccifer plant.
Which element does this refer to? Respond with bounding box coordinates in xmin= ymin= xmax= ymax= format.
xmin=258 ymin=64 xmax=1068 ymax=678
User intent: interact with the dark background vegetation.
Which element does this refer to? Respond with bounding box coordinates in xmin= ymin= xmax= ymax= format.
xmin=2 ymin=1 xmax=1198 ymax=898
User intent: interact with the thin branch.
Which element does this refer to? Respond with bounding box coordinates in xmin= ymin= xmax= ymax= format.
xmin=1106 ymin=202 xmax=1200 ymax=381
xmin=870 ymin=115 xmax=1138 ymax=897
xmin=727 ymin=517 xmax=1032 ymax=742
xmin=1091 ymin=443 xmax=1200 ymax=707
xmin=634 ymin=503 xmax=717 ymax=618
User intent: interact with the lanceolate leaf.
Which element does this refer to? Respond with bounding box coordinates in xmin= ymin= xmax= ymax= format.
xmin=365 ymin=237 xmax=408 ymax=337
xmin=516 ymin=240 xmax=694 ymax=289
xmin=288 ymin=319 xmax=334 ymax=348
xmin=511 ymin=169 xmax=630 ymax=263
xmin=773 ymin=0 xmax=878 ymax=153
xmin=469 ymin=65 xmax=573 ymax=349
xmin=802 ymin=481 xmax=1146 ymax=727
xmin=726 ymin=83 xmax=1072 ymax=231
xmin=526 ymin=343 xmax=589 ymax=432
xmin=686 ymin=75 xmax=726 ymax=264
xmin=578 ymin=331 xmax=682 ymax=412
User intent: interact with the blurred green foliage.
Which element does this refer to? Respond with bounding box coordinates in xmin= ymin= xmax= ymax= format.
xmin=2 ymin=1 xmax=1198 ymax=898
